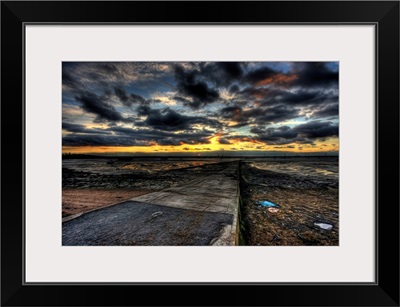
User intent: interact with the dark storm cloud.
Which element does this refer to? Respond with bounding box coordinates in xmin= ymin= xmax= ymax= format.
xmin=227 ymin=64 xmax=338 ymax=126
xmin=136 ymin=106 xmax=221 ymax=131
xmin=293 ymin=120 xmax=339 ymax=138
xmin=237 ymin=87 xmax=268 ymax=99
xmin=130 ymin=93 xmax=147 ymax=105
xmin=62 ymin=122 xmax=88 ymax=133
xmin=173 ymin=96 xmax=192 ymax=104
xmin=98 ymin=63 xmax=119 ymax=75
xmin=218 ymin=138 xmax=231 ymax=145
xmin=107 ymin=126 xmax=212 ymax=141
xmin=228 ymin=85 xmax=337 ymax=125
xmin=249 ymin=120 xmax=338 ymax=145
xmin=62 ymin=70 xmax=79 ymax=89
xmin=262 ymin=89 xmax=337 ymax=106
xmin=219 ymin=104 xmax=301 ymax=126
xmin=255 ymin=105 xmax=300 ymax=124
xmin=62 ymin=122 xmax=112 ymax=135
xmin=249 ymin=127 xmax=264 ymax=134
xmin=244 ymin=66 xmax=277 ymax=84
xmin=237 ymin=87 xmax=337 ymax=108
xmin=229 ymin=122 xmax=250 ymax=128
xmin=114 ymin=87 xmax=148 ymax=106
xmin=64 ymin=63 xmax=120 ymax=90
xmin=292 ymin=62 xmax=338 ymax=87
xmin=62 ymin=62 xmax=174 ymax=97
xmin=217 ymin=62 xmax=243 ymax=80
xmin=62 ymin=134 xmax=149 ymax=146
xmin=62 ymin=123 xmax=214 ymax=147
xmin=75 ymin=91 xmax=131 ymax=123
xmin=114 ymin=87 xmax=131 ymax=105
xmin=219 ymin=106 xmax=253 ymax=127
xmin=220 ymin=106 xmax=257 ymax=119
xmin=144 ymin=108 xmax=193 ymax=131
xmin=251 ymin=125 xmax=298 ymax=144
xmin=229 ymin=84 xmax=240 ymax=93
xmin=198 ymin=62 xmax=244 ymax=87
xmin=311 ymin=103 xmax=339 ymax=118
xmin=220 ymin=106 xmax=242 ymax=119
xmin=174 ymin=65 xmax=220 ymax=109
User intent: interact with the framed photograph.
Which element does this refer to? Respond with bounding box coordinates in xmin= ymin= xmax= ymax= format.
xmin=1 ymin=1 xmax=399 ymax=306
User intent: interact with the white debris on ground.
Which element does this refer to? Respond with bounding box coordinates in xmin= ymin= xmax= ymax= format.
xmin=151 ymin=211 xmax=163 ymax=218
xmin=314 ymin=222 xmax=333 ymax=230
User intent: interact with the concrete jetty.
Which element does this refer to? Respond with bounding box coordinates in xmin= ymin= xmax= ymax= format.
xmin=62 ymin=161 xmax=240 ymax=246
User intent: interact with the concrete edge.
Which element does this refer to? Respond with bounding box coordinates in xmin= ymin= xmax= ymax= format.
xmin=231 ymin=180 xmax=240 ymax=246
xmin=211 ymin=170 xmax=240 ymax=246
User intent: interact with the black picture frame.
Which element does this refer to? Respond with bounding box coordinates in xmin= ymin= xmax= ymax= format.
xmin=1 ymin=1 xmax=399 ymax=306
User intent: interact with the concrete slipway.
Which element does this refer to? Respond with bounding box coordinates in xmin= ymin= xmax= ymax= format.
xmin=62 ymin=161 xmax=240 ymax=246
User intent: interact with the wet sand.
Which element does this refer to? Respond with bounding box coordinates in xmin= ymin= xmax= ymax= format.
xmin=62 ymin=189 xmax=156 ymax=217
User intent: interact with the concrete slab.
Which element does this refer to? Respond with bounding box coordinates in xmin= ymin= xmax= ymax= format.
xmin=130 ymin=162 xmax=239 ymax=214
xmin=62 ymin=161 xmax=240 ymax=246
xmin=63 ymin=201 xmax=233 ymax=246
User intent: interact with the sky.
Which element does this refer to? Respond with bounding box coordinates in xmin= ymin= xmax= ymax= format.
xmin=62 ymin=62 xmax=339 ymax=155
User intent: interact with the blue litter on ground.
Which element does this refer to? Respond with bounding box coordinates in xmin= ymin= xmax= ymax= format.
xmin=256 ymin=200 xmax=280 ymax=208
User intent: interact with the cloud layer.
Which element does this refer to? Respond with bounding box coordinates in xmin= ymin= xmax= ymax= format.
xmin=62 ymin=62 xmax=339 ymax=152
